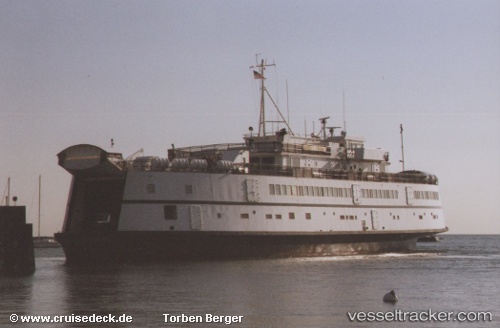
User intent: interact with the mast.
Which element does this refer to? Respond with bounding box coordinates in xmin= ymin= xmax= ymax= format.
xmin=251 ymin=58 xmax=276 ymax=136
xmin=250 ymin=58 xmax=294 ymax=136
xmin=259 ymin=59 xmax=266 ymax=136
xmin=6 ymin=177 xmax=10 ymax=206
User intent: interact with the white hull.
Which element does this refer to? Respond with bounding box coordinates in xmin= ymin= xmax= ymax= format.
xmin=56 ymin=168 xmax=446 ymax=264
xmin=118 ymin=171 xmax=445 ymax=234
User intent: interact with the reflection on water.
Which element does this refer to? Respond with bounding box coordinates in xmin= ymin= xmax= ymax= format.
xmin=0 ymin=275 xmax=33 ymax=316
xmin=1 ymin=236 xmax=499 ymax=327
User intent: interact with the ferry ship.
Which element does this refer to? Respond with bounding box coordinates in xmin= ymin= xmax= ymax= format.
xmin=55 ymin=61 xmax=447 ymax=264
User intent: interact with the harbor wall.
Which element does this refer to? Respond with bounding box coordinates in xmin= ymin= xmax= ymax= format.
xmin=0 ymin=206 xmax=35 ymax=276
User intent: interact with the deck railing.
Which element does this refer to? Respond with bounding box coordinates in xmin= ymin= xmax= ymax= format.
xmin=127 ymin=161 xmax=438 ymax=185
xmin=235 ymin=164 xmax=438 ymax=185
xmin=170 ymin=143 xmax=247 ymax=158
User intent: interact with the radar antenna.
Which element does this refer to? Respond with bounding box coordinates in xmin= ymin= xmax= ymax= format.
xmin=317 ymin=116 xmax=341 ymax=140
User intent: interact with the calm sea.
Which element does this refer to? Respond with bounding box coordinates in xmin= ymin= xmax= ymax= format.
xmin=1 ymin=235 xmax=498 ymax=327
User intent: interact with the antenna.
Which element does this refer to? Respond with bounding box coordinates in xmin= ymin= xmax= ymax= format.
xmin=400 ymin=124 xmax=405 ymax=171
xmin=286 ymin=80 xmax=290 ymax=129
xmin=38 ymin=175 xmax=41 ymax=237
xmin=343 ymin=90 xmax=347 ymax=133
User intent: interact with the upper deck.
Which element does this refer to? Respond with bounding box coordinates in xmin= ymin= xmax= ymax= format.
xmin=57 ymin=60 xmax=438 ymax=187
xmin=162 ymin=129 xmax=437 ymax=185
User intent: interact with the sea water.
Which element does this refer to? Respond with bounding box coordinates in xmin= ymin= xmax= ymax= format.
xmin=0 ymin=235 xmax=498 ymax=327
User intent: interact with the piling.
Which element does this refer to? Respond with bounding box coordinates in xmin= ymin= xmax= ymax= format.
xmin=0 ymin=206 xmax=36 ymax=276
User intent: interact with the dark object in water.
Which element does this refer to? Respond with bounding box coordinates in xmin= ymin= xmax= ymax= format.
xmin=33 ymin=236 xmax=61 ymax=248
xmin=0 ymin=206 xmax=35 ymax=276
xmin=383 ymin=290 xmax=398 ymax=303
xmin=418 ymin=235 xmax=441 ymax=242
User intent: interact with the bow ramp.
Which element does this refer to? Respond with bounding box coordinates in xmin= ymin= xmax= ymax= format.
xmin=57 ymin=144 xmax=125 ymax=177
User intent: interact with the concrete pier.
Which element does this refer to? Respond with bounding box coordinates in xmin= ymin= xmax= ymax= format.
xmin=0 ymin=206 xmax=35 ymax=276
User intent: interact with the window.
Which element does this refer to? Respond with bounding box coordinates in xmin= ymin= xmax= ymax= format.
xmin=275 ymin=184 xmax=281 ymax=195
xmin=269 ymin=184 xmax=275 ymax=195
xmin=164 ymin=205 xmax=177 ymax=220
xmin=241 ymin=213 xmax=250 ymax=219
xmin=267 ymin=183 xmax=401 ymax=200
xmin=275 ymin=214 xmax=282 ymax=219
xmin=146 ymin=184 xmax=155 ymax=194
xmin=413 ymin=190 xmax=439 ymax=200
xmin=305 ymin=213 xmax=312 ymax=220
xmin=266 ymin=214 xmax=273 ymax=219
xmin=289 ymin=212 xmax=295 ymax=219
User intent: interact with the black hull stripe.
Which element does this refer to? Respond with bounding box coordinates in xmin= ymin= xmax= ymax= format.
xmin=116 ymin=228 xmax=448 ymax=236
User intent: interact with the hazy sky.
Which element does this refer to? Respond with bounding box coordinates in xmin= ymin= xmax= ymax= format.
xmin=1 ymin=0 xmax=499 ymax=235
